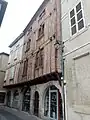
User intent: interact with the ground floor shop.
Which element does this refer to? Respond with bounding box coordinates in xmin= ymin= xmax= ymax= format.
xmin=6 ymin=81 xmax=63 ymax=120
xmin=0 ymin=91 xmax=6 ymax=105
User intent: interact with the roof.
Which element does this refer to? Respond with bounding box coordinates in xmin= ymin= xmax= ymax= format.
xmin=9 ymin=32 xmax=24 ymax=48
xmin=0 ymin=52 xmax=9 ymax=56
xmin=23 ymin=0 xmax=49 ymax=34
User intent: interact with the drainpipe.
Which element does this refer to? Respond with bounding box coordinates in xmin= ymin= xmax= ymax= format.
xmin=59 ymin=0 xmax=66 ymax=119
xmin=54 ymin=0 xmax=66 ymax=120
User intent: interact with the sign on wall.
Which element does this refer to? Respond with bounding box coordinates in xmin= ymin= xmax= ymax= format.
xmin=0 ymin=0 xmax=8 ymax=26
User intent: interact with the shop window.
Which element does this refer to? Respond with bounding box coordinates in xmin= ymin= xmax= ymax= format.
xmin=22 ymin=88 xmax=31 ymax=112
xmin=0 ymin=92 xmax=5 ymax=103
xmin=44 ymin=89 xmax=49 ymax=116
xmin=13 ymin=90 xmax=19 ymax=100
xmin=44 ymin=86 xmax=63 ymax=120
xmin=7 ymin=91 xmax=11 ymax=107
xmin=12 ymin=90 xmax=19 ymax=108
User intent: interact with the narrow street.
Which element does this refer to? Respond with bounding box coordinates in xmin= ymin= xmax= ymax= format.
xmin=0 ymin=108 xmax=41 ymax=120
xmin=0 ymin=109 xmax=23 ymax=120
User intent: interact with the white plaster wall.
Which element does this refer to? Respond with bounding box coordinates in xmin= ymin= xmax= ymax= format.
xmin=61 ymin=0 xmax=90 ymax=120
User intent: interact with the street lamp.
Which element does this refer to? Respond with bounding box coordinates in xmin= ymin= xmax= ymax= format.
xmin=54 ymin=40 xmax=66 ymax=120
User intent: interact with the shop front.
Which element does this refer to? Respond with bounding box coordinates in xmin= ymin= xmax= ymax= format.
xmin=44 ymin=86 xmax=63 ymax=120
xmin=22 ymin=88 xmax=31 ymax=112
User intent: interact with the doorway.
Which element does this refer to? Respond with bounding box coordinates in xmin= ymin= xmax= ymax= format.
xmin=44 ymin=86 xmax=63 ymax=120
xmin=22 ymin=88 xmax=30 ymax=112
xmin=7 ymin=91 xmax=11 ymax=107
xmin=34 ymin=91 xmax=39 ymax=116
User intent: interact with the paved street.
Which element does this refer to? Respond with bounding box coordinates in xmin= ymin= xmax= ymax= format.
xmin=0 ymin=109 xmax=23 ymax=120
xmin=0 ymin=108 xmax=41 ymax=120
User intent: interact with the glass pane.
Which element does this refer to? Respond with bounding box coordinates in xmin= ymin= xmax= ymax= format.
xmin=70 ymin=9 xmax=75 ymax=18
xmin=71 ymin=17 xmax=76 ymax=26
xmin=22 ymin=88 xmax=30 ymax=112
xmin=44 ymin=90 xmax=49 ymax=116
xmin=71 ymin=25 xmax=77 ymax=35
xmin=0 ymin=93 xmax=5 ymax=103
xmin=50 ymin=92 xmax=57 ymax=119
xmin=76 ymin=2 xmax=81 ymax=13
xmin=78 ymin=19 xmax=84 ymax=30
xmin=77 ymin=10 xmax=83 ymax=21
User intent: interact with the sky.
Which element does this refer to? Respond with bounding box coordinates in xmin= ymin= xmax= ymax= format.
xmin=0 ymin=0 xmax=44 ymax=54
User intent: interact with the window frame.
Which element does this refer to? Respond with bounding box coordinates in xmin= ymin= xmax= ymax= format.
xmin=69 ymin=1 xmax=85 ymax=36
xmin=35 ymin=48 xmax=44 ymax=69
xmin=38 ymin=9 xmax=45 ymax=21
xmin=9 ymin=66 xmax=15 ymax=80
xmin=25 ymin=39 xmax=31 ymax=52
xmin=38 ymin=24 xmax=45 ymax=39
xmin=23 ymin=59 xmax=28 ymax=77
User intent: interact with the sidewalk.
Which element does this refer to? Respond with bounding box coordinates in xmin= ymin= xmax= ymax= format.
xmin=0 ymin=106 xmax=42 ymax=120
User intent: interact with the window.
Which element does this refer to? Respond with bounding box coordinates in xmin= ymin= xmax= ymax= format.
xmin=14 ymin=50 xmax=18 ymax=61
xmin=12 ymin=90 xmax=19 ymax=108
xmin=23 ymin=59 xmax=28 ymax=76
xmin=26 ymin=39 xmax=31 ymax=52
xmin=35 ymin=48 xmax=44 ymax=68
xmin=9 ymin=67 xmax=15 ymax=80
xmin=38 ymin=24 xmax=44 ymax=38
xmin=70 ymin=2 xmax=84 ymax=35
xmin=4 ymin=70 xmax=8 ymax=82
xmin=27 ymin=27 xmax=32 ymax=36
xmin=14 ymin=44 xmax=19 ymax=61
xmin=0 ymin=4 xmax=2 ymax=11
xmin=39 ymin=48 xmax=44 ymax=66
xmin=13 ymin=90 xmax=19 ymax=100
xmin=35 ymin=51 xmax=39 ymax=68
xmin=39 ymin=9 xmax=45 ymax=21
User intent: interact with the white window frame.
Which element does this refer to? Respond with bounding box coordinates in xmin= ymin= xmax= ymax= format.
xmin=69 ymin=1 xmax=85 ymax=36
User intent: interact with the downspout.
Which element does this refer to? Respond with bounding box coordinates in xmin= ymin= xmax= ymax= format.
xmin=55 ymin=0 xmax=58 ymax=71
xmin=59 ymin=0 xmax=66 ymax=120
